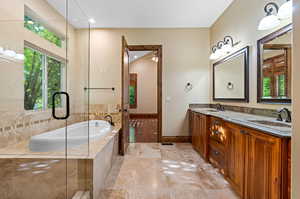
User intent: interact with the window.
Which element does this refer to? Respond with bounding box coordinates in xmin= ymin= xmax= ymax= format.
xmin=24 ymin=47 xmax=64 ymax=111
xmin=263 ymin=77 xmax=271 ymax=98
xmin=277 ymin=74 xmax=286 ymax=97
xmin=130 ymin=74 xmax=137 ymax=109
xmin=24 ymin=15 xmax=63 ymax=48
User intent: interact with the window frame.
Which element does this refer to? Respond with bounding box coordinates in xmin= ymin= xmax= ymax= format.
xmin=24 ymin=45 xmax=65 ymax=111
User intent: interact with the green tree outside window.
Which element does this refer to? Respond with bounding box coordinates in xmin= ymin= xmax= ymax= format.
xmin=278 ymin=74 xmax=285 ymax=97
xmin=24 ymin=15 xmax=63 ymax=48
xmin=263 ymin=77 xmax=271 ymax=98
xmin=24 ymin=47 xmax=63 ymax=110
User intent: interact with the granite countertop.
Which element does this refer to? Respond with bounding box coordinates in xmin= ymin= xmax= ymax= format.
xmin=190 ymin=108 xmax=292 ymax=138
xmin=0 ymin=125 xmax=121 ymax=159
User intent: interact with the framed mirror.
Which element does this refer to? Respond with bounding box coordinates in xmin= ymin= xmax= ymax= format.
xmin=213 ymin=46 xmax=249 ymax=102
xmin=257 ymin=24 xmax=292 ymax=104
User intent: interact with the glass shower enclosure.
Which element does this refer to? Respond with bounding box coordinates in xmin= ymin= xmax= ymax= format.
xmin=0 ymin=0 xmax=92 ymax=198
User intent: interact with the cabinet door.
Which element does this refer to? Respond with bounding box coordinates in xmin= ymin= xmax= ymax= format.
xmin=245 ymin=130 xmax=282 ymax=199
xmin=191 ymin=112 xmax=198 ymax=149
xmin=198 ymin=114 xmax=207 ymax=158
xmin=226 ymin=123 xmax=246 ymax=198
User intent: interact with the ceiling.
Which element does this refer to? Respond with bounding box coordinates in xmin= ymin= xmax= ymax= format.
xmin=47 ymin=0 xmax=234 ymax=28
xmin=129 ymin=51 xmax=153 ymax=63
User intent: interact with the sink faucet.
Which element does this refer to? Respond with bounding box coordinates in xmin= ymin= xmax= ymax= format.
xmin=277 ymin=108 xmax=292 ymax=123
xmin=104 ymin=115 xmax=115 ymax=126
xmin=215 ymin=103 xmax=225 ymax=111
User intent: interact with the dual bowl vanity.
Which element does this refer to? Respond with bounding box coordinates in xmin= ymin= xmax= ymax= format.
xmin=189 ymin=108 xmax=291 ymax=199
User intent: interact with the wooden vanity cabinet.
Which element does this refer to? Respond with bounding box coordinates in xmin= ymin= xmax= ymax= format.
xmin=287 ymin=139 xmax=291 ymax=199
xmin=244 ymin=129 xmax=282 ymax=199
xmin=226 ymin=122 xmax=247 ymax=198
xmin=189 ymin=111 xmax=290 ymax=199
xmin=190 ymin=111 xmax=209 ymax=160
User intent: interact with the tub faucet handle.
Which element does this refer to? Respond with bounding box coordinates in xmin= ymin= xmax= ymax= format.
xmin=104 ymin=115 xmax=115 ymax=126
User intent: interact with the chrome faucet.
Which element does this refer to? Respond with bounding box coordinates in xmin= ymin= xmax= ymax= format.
xmin=277 ymin=108 xmax=292 ymax=123
xmin=104 ymin=115 xmax=115 ymax=126
xmin=215 ymin=103 xmax=225 ymax=111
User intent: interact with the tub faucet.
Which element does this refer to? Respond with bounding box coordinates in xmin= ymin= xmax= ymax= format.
xmin=277 ymin=108 xmax=292 ymax=123
xmin=104 ymin=115 xmax=115 ymax=126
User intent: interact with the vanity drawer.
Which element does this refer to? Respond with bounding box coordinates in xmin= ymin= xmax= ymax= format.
xmin=209 ymin=117 xmax=227 ymax=145
xmin=209 ymin=141 xmax=226 ymax=173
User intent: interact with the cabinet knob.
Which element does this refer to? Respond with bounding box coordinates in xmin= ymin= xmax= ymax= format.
xmin=214 ymin=151 xmax=220 ymax=156
xmin=240 ymin=130 xmax=248 ymax=135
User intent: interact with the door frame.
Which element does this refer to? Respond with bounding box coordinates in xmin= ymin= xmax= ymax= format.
xmin=125 ymin=44 xmax=163 ymax=143
xmin=120 ymin=36 xmax=130 ymax=155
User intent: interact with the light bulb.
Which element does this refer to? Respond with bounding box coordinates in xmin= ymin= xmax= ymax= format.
xmin=4 ymin=50 xmax=16 ymax=57
xmin=258 ymin=15 xmax=280 ymax=30
xmin=278 ymin=1 xmax=293 ymax=19
xmin=0 ymin=46 xmax=4 ymax=54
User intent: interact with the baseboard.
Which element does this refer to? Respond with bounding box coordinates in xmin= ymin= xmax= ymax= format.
xmin=130 ymin=113 xmax=158 ymax=119
xmin=161 ymin=136 xmax=191 ymax=143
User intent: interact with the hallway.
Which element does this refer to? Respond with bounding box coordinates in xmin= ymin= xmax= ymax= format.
xmin=100 ymin=143 xmax=239 ymax=199
xmin=129 ymin=119 xmax=158 ymax=143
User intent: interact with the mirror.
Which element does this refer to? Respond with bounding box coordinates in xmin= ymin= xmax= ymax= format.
xmin=257 ymin=24 xmax=292 ymax=103
xmin=213 ymin=46 xmax=249 ymax=102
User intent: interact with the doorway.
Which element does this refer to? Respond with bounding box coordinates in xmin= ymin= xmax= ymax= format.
xmin=121 ymin=42 xmax=162 ymax=146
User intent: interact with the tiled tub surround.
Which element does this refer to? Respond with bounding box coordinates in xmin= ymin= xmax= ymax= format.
xmin=0 ymin=128 xmax=120 ymax=199
xmin=0 ymin=104 xmax=122 ymax=199
xmin=190 ymin=108 xmax=291 ymax=137
xmin=0 ymin=103 xmax=121 ymax=151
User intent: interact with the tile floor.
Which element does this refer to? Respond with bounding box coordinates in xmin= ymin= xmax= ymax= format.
xmin=100 ymin=143 xmax=240 ymax=199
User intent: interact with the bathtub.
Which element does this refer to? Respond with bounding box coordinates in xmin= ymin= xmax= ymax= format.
xmin=29 ymin=120 xmax=112 ymax=152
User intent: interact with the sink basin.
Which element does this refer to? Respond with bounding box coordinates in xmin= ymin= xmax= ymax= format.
xmin=248 ymin=120 xmax=291 ymax=128
xmin=208 ymin=110 xmax=220 ymax=112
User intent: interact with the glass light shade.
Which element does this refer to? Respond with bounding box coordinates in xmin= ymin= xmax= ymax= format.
xmin=3 ymin=50 xmax=16 ymax=57
xmin=278 ymin=1 xmax=293 ymax=19
xmin=216 ymin=48 xmax=227 ymax=58
xmin=258 ymin=15 xmax=280 ymax=30
xmin=221 ymin=43 xmax=233 ymax=54
xmin=15 ymin=54 xmax=25 ymax=60
xmin=0 ymin=47 xmax=4 ymax=54
xmin=209 ymin=52 xmax=219 ymax=60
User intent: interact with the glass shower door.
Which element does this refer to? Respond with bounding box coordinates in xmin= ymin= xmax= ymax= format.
xmin=0 ymin=0 xmax=91 ymax=198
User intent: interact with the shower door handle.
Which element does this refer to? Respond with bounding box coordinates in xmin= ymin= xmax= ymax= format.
xmin=52 ymin=92 xmax=70 ymax=120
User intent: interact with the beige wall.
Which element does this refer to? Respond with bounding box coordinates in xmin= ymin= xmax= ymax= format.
xmin=129 ymin=53 xmax=158 ymax=114
xmin=292 ymin=0 xmax=300 ymax=197
xmin=78 ymin=28 xmax=211 ymax=137
xmin=210 ymin=0 xmax=292 ymax=109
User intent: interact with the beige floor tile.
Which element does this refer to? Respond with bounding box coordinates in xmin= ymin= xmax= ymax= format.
xmin=100 ymin=143 xmax=240 ymax=199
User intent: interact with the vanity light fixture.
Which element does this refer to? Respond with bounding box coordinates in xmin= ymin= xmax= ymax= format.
xmin=210 ymin=36 xmax=237 ymax=60
xmin=258 ymin=1 xmax=293 ymax=31
xmin=278 ymin=0 xmax=293 ymax=19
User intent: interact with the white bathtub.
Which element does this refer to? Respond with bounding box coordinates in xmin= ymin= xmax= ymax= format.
xmin=29 ymin=120 xmax=112 ymax=152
